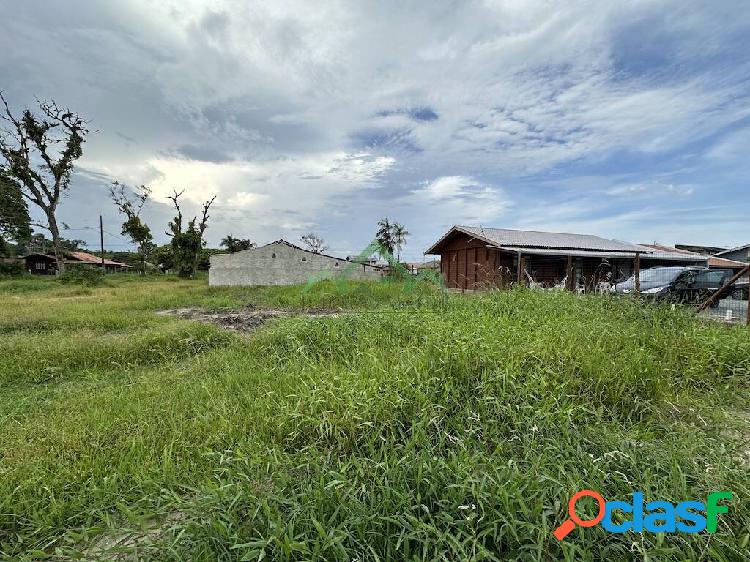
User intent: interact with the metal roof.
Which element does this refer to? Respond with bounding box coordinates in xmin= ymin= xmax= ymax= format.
xmin=716 ymin=243 xmax=750 ymax=256
xmin=635 ymin=243 xmax=708 ymax=262
xmin=67 ymin=251 xmax=130 ymax=267
xmin=425 ymin=225 xmax=646 ymax=255
xmin=708 ymin=256 xmax=749 ymax=268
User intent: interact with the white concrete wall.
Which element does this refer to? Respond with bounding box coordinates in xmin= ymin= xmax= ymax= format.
xmin=209 ymin=242 xmax=385 ymax=286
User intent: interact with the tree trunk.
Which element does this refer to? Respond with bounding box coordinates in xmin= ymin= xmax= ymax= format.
xmin=47 ymin=211 xmax=65 ymax=274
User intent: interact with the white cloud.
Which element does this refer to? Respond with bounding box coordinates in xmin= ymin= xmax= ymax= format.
xmin=410 ymin=175 xmax=509 ymax=223
xmin=2 ymin=0 xmax=750 ymax=258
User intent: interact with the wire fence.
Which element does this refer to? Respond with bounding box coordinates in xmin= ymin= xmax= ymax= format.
xmin=442 ymin=247 xmax=749 ymax=326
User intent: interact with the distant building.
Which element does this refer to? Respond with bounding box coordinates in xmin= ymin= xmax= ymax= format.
xmin=640 ymin=243 xmax=747 ymax=273
xmin=404 ymin=260 xmax=440 ymax=275
xmin=716 ymin=244 xmax=750 ymax=264
xmin=24 ymin=251 xmax=130 ymax=275
xmin=675 ymin=243 xmax=728 ymax=255
xmin=209 ymin=240 xmax=386 ymax=286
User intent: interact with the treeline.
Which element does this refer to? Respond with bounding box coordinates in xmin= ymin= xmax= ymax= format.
xmin=1 ymin=92 xmax=412 ymax=276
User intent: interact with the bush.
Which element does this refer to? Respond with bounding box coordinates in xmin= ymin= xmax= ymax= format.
xmin=58 ymin=264 xmax=106 ymax=287
xmin=0 ymin=262 xmax=24 ymax=277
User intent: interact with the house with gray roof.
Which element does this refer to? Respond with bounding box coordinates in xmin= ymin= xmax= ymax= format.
xmin=715 ymin=243 xmax=750 ymax=264
xmin=425 ymin=226 xmax=707 ymax=291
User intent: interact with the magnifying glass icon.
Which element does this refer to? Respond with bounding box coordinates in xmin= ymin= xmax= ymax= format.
xmin=553 ymin=489 xmax=606 ymax=541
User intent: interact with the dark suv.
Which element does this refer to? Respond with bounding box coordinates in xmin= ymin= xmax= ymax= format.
xmin=613 ymin=266 xmax=734 ymax=303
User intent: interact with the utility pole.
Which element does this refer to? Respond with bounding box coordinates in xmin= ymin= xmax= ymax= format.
xmin=99 ymin=215 xmax=105 ymax=269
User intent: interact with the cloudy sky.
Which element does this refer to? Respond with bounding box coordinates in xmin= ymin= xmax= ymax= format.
xmin=2 ymin=0 xmax=749 ymax=260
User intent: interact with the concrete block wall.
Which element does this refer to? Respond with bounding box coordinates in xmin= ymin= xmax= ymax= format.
xmin=209 ymin=241 xmax=385 ymax=286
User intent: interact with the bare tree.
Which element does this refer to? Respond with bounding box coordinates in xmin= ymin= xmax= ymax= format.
xmin=0 ymin=92 xmax=89 ymax=272
xmin=166 ymin=189 xmax=185 ymax=237
xmin=165 ymin=189 xmax=216 ymax=278
xmin=300 ymin=233 xmax=328 ymax=254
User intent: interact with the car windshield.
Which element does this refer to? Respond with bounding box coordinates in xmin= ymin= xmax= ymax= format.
xmin=623 ymin=268 xmax=685 ymax=284
xmin=640 ymin=268 xmax=685 ymax=282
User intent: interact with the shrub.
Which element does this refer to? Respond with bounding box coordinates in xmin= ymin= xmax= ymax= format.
xmin=58 ymin=264 xmax=106 ymax=287
xmin=0 ymin=262 xmax=24 ymax=277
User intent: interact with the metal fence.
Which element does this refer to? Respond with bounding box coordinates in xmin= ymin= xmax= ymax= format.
xmin=503 ymin=249 xmax=750 ymax=326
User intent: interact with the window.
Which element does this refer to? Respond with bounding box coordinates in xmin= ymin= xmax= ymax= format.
xmin=695 ymin=270 xmax=725 ymax=286
xmin=334 ymin=262 xmax=339 ymax=267
xmin=35 ymin=262 xmax=45 ymax=270
xmin=271 ymin=253 xmax=276 ymax=258
xmin=301 ymin=257 xmax=306 ymax=261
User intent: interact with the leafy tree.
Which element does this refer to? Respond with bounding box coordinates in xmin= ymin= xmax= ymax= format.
xmin=220 ymin=235 xmax=254 ymax=253
xmin=0 ymin=92 xmax=89 ymax=272
xmin=109 ymin=181 xmax=154 ymax=274
xmin=0 ymin=169 xmax=31 ymax=256
xmin=166 ymin=189 xmax=216 ymax=278
xmin=25 ymin=233 xmax=85 ymax=254
xmin=151 ymin=244 xmax=175 ymax=273
xmin=300 ymin=233 xmax=328 ymax=254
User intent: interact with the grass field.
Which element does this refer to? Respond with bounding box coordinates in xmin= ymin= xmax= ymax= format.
xmin=1 ymin=274 xmax=749 ymax=561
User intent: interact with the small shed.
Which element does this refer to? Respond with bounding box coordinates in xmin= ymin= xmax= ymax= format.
xmin=24 ymin=253 xmax=57 ymax=275
xmin=209 ymin=240 xmax=386 ymax=286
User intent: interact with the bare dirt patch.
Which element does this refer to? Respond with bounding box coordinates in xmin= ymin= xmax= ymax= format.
xmin=71 ymin=512 xmax=185 ymax=561
xmin=156 ymin=306 xmax=343 ymax=333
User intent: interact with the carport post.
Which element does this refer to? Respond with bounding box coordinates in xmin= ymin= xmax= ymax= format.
xmin=516 ymin=251 xmax=523 ymax=285
xmin=634 ymin=252 xmax=641 ymax=295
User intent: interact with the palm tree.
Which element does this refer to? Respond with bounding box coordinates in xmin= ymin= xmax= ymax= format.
xmin=220 ymin=235 xmax=238 ymax=253
xmin=221 ymin=235 xmax=254 ymax=253
xmin=392 ymin=223 xmax=410 ymax=262
xmin=376 ymin=218 xmax=393 ymax=257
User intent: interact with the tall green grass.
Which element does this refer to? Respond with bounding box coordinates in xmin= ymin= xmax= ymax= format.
xmin=0 ymin=277 xmax=748 ymax=560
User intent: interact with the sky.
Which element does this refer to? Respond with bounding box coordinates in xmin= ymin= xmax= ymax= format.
xmin=1 ymin=0 xmax=749 ymax=260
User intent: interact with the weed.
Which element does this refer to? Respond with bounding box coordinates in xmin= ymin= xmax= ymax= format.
xmin=0 ymin=278 xmax=749 ymax=560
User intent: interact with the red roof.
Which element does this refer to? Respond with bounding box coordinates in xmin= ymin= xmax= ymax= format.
xmin=708 ymin=256 xmax=748 ymax=269
xmin=66 ymin=251 xmax=130 ymax=267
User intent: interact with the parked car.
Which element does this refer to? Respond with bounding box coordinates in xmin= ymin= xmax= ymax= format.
xmin=731 ymin=279 xmax=749 ymax=300
xmin=613 ymin=266 xmax=735 ymax=303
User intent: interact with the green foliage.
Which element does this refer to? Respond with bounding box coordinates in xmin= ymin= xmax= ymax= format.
xmin=220 ymin=235 xmax=254 ymax=253
xmin=24 ymin=233 xmax=87 ymax=254
xmin=165 ymin=190 xmax=215 ymax=278
xmin=375 ymin=217 xmax=394 ymax=255
xmin=151 ymin=244 xmax=174 ymax=272
xmin=171 ymin=226 xmax=202 ymax=278
xmin=110 ymin=182 xmax=154 ymax=274
xmin=0 ymin=280 xmax=749 ymax=560
xmin=0 ymin=261 xmax=24 ymax=277
xmin=57 ymin=264 xmax=106 ymax=287
xmin=0 ymin=169 xmax=31 ymax=248
xmin=121 ymin=215 xmax=154 ymax=272
xmin=375 ymin=218 xmax=409 ymax=260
